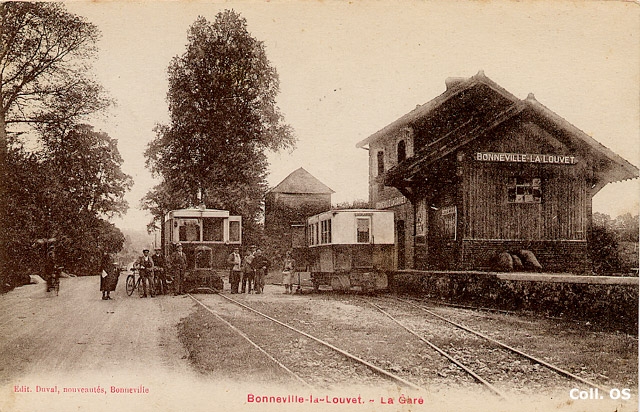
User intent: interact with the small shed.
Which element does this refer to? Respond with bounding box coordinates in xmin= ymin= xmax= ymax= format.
xmin=265 ymin=167 xmax=334 ymax=245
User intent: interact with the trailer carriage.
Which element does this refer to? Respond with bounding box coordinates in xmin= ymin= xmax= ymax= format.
xmin=301 ymin=209 xmax=395 ymax=293
xmin=163 ymin=208 xmax=242 ymax=293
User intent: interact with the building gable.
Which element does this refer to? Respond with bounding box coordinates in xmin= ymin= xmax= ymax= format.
xmin=269 ymin=167 xmax=334 ymax=195
xmin=372 ymin=72 xmax=637 ymax=195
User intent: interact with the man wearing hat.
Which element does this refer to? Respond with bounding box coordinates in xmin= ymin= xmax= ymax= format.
xmin=153 ymin=248 xmax=167 ymax=295
xmin=170 ymin=243 xmax=187 ymax=295
xmin=227 ymin=247 xmax=242 ymax=294
xmin=135 ymin=248 xmax=155 ymax=298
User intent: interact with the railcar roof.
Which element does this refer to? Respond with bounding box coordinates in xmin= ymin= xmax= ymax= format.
xmin=164 ymin=208 xmax=232 ymax=220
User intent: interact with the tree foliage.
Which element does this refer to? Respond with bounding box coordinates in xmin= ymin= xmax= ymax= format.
xmin=2 ymin=125 xmax=131 ymax=287
xmin=144 ymin=11 xmax=295 ymax=237
xmin=589 ymin=212 xmax=639 ymax=274
xmin=1 ymin=2 xmax=110 ymax=154
xmin=0 ymin=3 xmax=130 ymax=290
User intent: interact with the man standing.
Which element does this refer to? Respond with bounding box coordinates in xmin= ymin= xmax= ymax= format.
xmin=241 ymin=249 xmax=254 ymax=293
xmin=44 ymin=246 xmax=58 ymax=293
xmin=170 ymin=243 xmax=187 ymax=295
xmin=153 ymin=248 xmax=167 ymax=295
xmin=136 ymin=249 xmax=155 ymax=298
xmin=227 ymin=247 xmax=242 ymax=294
xmin=251 ymin=249 xmax=270 ymax=294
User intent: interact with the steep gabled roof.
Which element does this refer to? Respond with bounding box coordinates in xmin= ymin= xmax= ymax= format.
xmin=268 ymin=167 xmax=334 ymax=194
xmin=360 ymin=71 xmax=638 ymax=189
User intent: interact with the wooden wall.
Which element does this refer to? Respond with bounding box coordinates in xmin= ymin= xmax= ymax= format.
xmin=462 ymin=120 xmax=589 ymax=242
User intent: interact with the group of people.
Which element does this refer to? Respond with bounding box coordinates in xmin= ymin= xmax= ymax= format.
xmin=227 ymin=247 xmax=271 ymax=294
xmin=99 ymin=243 xmax=188 ymax=300
xmin=227 ymin=248 xmax=297 ymax=295
xmin=99 ymin=243 xmax=298 ymax=299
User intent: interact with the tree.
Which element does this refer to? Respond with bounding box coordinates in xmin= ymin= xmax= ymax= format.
xmin=1 ymin=3 xmax=115 ymax=287
xmin=612 ymin=213 xmax=639 ymax=243
xmin=1 ymin=124 xmax=131 ymax=284
xmin=1 ymin=2 xmax=110 ymax=154
xmin=144 ymin=11 xmax=295 ymax=239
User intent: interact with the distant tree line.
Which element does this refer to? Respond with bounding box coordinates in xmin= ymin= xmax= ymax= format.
xmin=1 ymin=3 xmax=131 ymax=290
xmin=589 ymin=212 xmax=639 ymax=274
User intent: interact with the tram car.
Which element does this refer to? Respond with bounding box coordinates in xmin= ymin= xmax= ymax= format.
xmin=300 ymin=209 xmax=394 ymax=293
xmin=163 ymin=208 xmax=242 ymax=293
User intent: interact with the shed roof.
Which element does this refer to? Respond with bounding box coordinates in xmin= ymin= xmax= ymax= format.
xmin=268 ymin=167 xmax=334 ymax=194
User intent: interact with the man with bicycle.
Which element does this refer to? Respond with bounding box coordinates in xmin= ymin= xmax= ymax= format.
xmin=135 ymin=249 xmax=155 ymax=298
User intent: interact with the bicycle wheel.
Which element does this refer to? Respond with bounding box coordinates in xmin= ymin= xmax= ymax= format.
xmin=126 ymin=275 xmax=135 ymax=296
xmin=152 ymin=276 xmax=159 ymax=296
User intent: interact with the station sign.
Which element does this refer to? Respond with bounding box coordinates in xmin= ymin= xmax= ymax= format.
xmin=375 ymin=196 xmax=407 ymax=210
xmin=476 ymin=152 xmax=577 ymax=165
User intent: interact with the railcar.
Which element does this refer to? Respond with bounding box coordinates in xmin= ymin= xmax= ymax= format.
xmin=163 ymin=207 xmax=242 ymax=293
xmin=298 ymin=209 xmax=395 ymax=293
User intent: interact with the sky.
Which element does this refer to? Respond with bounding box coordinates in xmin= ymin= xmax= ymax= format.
xmin=64 ymin=0 xmax=640 ymax=233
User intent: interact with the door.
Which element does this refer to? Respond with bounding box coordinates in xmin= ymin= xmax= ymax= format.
xmin=396 ymin=220 xmax=405 ymax=269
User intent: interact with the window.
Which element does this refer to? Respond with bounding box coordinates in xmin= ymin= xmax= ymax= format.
xmin=397 ymin=140 xmax=406 ymax=163
xmin=314 ymin=222 xmax=319 ymax=245
xmin=202 ymin=218 xmax=224 ymax=241
xmin=320 ymin=219 xmax=332 ymax=244
xmin=508 ymin=177 xmax=542 ymax=203
xmin=377 ymin=151 xmax=384 ymax=176
xmin=441 ymin=206 xmax=457 ymax=240
xmin=308 ymin=223 xmax=318 ymax=246
xmin=178 ymin=219 xmax=200 ymax=242
xmin=229 ymin=220 xmax=241 ymax=242
xmin=356 ymin=217 xmax=371 ymax=243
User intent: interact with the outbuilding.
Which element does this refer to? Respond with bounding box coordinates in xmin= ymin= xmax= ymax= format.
xmin=265 ymin=167 xmax=334 ymax=249
xmin=356 ymin=72 xmax=638 ymax=273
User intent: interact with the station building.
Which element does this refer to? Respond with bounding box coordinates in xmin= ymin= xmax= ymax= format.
xmin=356 ymin=72 xmax=638 ymax=273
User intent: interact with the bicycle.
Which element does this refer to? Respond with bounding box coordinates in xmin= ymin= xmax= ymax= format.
xmin=125 ymin=268 xmax=141 ymax=296
xmin=126 ymin=268 xmax=158 ymax=297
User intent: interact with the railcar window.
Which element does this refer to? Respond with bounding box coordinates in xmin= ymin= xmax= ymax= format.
xmin=202 ymin=217 xmax=224 ymax=242
xmin=356 ymin=217 xmax=370 ymax=243
xmin=307 ymin=223 xmax=317 ymax=246
xmin=507 ymin=177 xmax=542 ymax=203
xmin=321 ymin=219 xmax=332 ymax=244
xmin=229 ymin=220 xmax=240 ymax=243
xmin=179 ymin=219 xmax=201 ymax=242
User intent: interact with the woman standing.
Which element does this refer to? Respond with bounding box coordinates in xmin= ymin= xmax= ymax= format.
xmin=100 ymin=252 xmax=119 ymax=300
xmin=281 ymin=251 xmax=295 ymax=294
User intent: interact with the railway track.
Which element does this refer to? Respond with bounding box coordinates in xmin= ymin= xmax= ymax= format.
xmin=187 ymin=293 xmax=431 ymax=391
xmin=185 ymin=291 xmax=619 ymax=401
xmin=366 ymin=296 xmax=609 ymax=396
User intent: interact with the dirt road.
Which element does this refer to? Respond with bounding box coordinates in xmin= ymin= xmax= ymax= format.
xmin=0 ymin=276 xmax=224 ymax=412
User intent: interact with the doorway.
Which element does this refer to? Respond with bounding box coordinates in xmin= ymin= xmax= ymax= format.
xmin=396 ymin=220 xmax=405 ymax=270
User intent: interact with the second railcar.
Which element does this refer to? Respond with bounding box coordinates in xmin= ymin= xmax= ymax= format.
xmin=303 ymin=209 xmax=394 ymax=293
